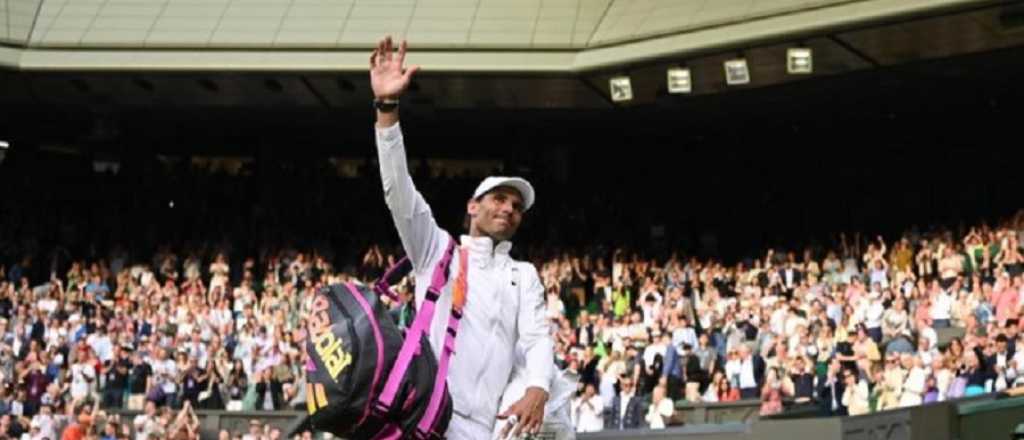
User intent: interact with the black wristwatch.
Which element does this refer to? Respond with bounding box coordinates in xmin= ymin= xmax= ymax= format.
xmin=374 ymin=98 xmax=399 ymax=113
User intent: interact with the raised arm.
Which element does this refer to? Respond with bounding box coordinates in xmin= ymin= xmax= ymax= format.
xmin=371 ymin=37 xmax=445 ymax=273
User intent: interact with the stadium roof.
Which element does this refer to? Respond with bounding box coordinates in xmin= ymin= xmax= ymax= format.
xmin=0 ymin=0 xmax=1016 ymax=72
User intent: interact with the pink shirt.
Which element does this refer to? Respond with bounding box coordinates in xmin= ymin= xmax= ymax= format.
xmin=995 ymin=288 xmax=1019 ymax=324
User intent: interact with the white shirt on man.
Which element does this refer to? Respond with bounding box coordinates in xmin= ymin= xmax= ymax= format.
xmin=672 ymin=327 xmax=697 ymax=351
xmin=152 ymin=358 xmax=178 ymax=394
xmin=618 ymin=391 xmax=635 ymax=428
xmin=646 ymin=398 xmax=674 ymax=429
xmin=931 ymin=292 xmax=954 ymax=321
xmin=739 ymin=357 xmax=757 ymax=389
xmin=87 ymin=333 xmax=114 ymax=363
xmin=70 ymin=363 xmax=95 ymax=400
xmin=899 ymin=366 xmax=927 ymax=407
xmin=865 ymin=299 xmax=885 ymax=329
xmin=30 ymin=413 xmax=57 ymax=440
xmin=644 ymin=342 xmax=666 ymax=367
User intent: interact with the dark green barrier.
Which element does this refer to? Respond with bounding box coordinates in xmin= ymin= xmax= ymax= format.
xmin=673 ymin=400 xmax=764 ymax=425
xmin=103 ymin=392 xmax=1019 ymax=440
xmin=957 ymin=396 xmax=1024 ymax=440
xmin=108 ymin=409 xmax=307 ymax=439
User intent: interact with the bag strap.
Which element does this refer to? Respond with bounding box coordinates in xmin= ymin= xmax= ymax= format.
xmin=374 ymin=257 xmax=413 ymax=302
xmin=416 ymin=246 xmax=469 ymax=437
xmin=376 ymin=236 xmax=458 ymax=411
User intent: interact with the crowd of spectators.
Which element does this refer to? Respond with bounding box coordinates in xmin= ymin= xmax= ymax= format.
xmin=565 ymin=214 xmax=1024 ymax=433
xmin=3 ymin=156 xmax=1024 ymax=438
xmin=3 ymin=210 xmax=1023 ymax=438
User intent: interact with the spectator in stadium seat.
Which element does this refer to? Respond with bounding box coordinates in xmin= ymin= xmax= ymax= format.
xmin=68 ymin=348 xmax=96 ymax=403
xmin=993 ymin=274 xmax=1019 ymax=326
xmin=180 ymin=358 xmax=204 ymax=408
xmin=789 ymin=357 xmax=815 ymax=403
xmin=101 ymin=349 xmax=129 ymax=409
xmin=759 ymin=369 xmax=789 ymax=416
xmin=882 ymin=297 xmax=911 ymax=344
xmin=0 ymin=413 xmax=25 ymax=439
xmin=718 ymin=373 xmax=741 ymax=402
xmin=818 ymin=359 xmax=848 ymax=417
xmin=252 ymin=368 xmax=284 ymax=411
xmin=930 ymin=278 xmax=956 ymax=329
xmin=876 ymin=355 xmax=904 ymax=411
xmin=242 ymin=419 xmax=264 ymax=440
xmin=898 ymin=354 xmax=927 ymax=407
xmin=661 ymin=338 xmax=686 ymax=402
xmin=603 ymin=377 xmax=644 ymax=430
xmin=841 ymin=368 xmax=870 ymax=416
xmin=571 ymin=384 xmax=603 ymax=433
xmin=61 ymin=403 xmax=96 ymax=440
xmin=736 ymin=344 xmax=766 ymax=399
xmin=133 ymin=400 xmax=160 ymax=440
xmin=961 ymin=348 xmax=994 ymax=397
xmin=644 ymin=384 xmax=674 ymax=429
xmin=126 ymin=351 xmax=151 ymax=411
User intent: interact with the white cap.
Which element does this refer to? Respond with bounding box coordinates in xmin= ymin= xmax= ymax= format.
xmin=472 ymin=176 xmax=535 ymax=211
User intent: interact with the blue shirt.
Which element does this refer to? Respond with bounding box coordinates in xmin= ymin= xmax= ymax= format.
xmin=662 ymin=345 xmax=682 ymax=379
xmin=86 ymin=282 xmax=110 ymax=297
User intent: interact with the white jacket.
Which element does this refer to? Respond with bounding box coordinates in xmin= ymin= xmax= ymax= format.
xmin=376 ymin=123 xmax=554 ymax=430
xmin=899 ymin=367 xmax=927 ymax=407
xmin=493 ymin=357 xmax=577 ymax=440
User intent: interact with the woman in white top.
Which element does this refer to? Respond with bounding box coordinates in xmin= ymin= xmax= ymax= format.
xmin=938 ymin=245 xmax=963 ymax=288
xmin=898 ymin=354 xmax=927 ymax=407
xmin=69 ymin=354 xmax=96 ymax=401
xmin=546 ymin=287 xmax=565 ymax=321
xmin=882 ymin=297 xmax=910 ymax=343
xmin=931 ymin=356 xmax=956 ymax=402
xmin=645 ymin=385 xmax=675 ymax=429
xmin=841 ymin=369 xmax=871 ymax=416
xmin=571 ymin=384 xmax=604 ymax=434
xmin=871 ymin=260 xmax=890 ymax=289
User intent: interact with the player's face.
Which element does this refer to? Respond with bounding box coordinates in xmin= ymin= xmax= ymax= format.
xmin=468 ymin=187 xmax=523 ymax=241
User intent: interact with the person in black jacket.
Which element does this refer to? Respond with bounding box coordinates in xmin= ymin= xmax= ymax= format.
xmin=789 ymin=357 xmax=816 ymax=403
xmin=963 ymin=347 xmax=996 ymax=397
xmin=253 ymin=368 xmax=285 ymax=410
xmin=737 ymin=344 xmax=766 ymax=399
xmin=817 ymin=359 xmax=848 ymax=416
xmin=604 ymin=377 xmax=646 ymax=430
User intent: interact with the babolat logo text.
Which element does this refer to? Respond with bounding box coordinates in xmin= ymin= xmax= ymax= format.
xmin=308 ymin=295 xmax=353 ymax=381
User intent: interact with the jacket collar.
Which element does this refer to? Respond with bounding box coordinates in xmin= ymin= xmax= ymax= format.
xmin=460 ymin=234 xmax=513 ymax=268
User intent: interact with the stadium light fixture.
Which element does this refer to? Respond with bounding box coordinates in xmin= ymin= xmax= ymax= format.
xmin=609 ymin=76 xmax=633 ymax=102
xmin=666 ymin=67 xmax=692 ymax=94
xmin=724 ymin=58 xmax=750 ymax=85
xmin=787 ymin=47 xmax=813 ymax=74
